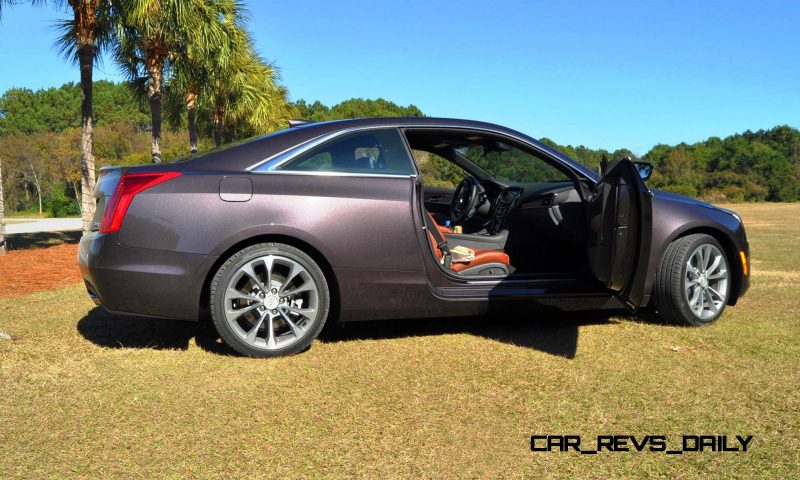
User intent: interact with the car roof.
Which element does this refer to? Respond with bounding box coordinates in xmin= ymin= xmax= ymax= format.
xmin=181 ymin=117 xmax=595 ymax=179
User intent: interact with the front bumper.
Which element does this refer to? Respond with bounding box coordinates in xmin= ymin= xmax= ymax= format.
xmin=78 ymin=232 xmax=216 ymax=320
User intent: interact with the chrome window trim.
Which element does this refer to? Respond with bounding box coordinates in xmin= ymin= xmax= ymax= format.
xmin=251 ymin=170 xmax=416 ymax=180
xmin=248 ymin=126 xmax=418 ymax=176
xmin=246 ymin=123 xmax=594 ymax=181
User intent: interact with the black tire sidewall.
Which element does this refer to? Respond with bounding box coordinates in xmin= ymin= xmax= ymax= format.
xmin=657 ymin=234 xmax=730 ymax=326
xmin=210 ymin=243 xmax=329 ymax=357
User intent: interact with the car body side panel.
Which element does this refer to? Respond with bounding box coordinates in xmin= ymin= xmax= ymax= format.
xmin=105 ymin=171 xmax=431 ymax=320
xmin=644 ymin=190 xmax=750 ymax=305
xmin=118 ymin=172 xmax=423 ymax=272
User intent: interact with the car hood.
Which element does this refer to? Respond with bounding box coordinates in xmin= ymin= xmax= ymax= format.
xmin=650 ymin=188 xmax=740 ymax=219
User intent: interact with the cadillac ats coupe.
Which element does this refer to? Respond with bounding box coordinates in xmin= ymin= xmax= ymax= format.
xmin=78 ymin=117 xmax=750 ymax=357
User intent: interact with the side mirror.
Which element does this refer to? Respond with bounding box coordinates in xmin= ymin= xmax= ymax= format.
xmin=634 ymin=161 xmax=653 ymax=181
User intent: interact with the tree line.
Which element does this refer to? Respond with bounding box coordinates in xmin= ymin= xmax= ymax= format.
xmin=2 ymin=79 xmax=800 ymax=222
xmin=542 ymin=125 xmax=800 ymax=202
xmin=2 ymin=79 xmax=799 ymax=219
xmin=0 ymin=80 xmax=423 ymax=218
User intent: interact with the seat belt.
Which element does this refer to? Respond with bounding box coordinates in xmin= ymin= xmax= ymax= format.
xmin=423 ymin=212 xmax=452 ymax=269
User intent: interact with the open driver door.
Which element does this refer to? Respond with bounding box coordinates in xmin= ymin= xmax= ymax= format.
xmin=587 ymin=157 xmax=653 ymax=310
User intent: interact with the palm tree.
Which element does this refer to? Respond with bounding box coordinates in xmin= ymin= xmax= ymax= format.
xmin=114 ymin=0 xmax=226 ymax=163
xmin=4 ymin=0 xmax=110 ymax=234
xmin=166 ymin=0 xmax=245 ymax=154
xmin=54 ymin=0 xmax=116 ymax=233
xmin=206 ymin=35 xmax=290 ymax=147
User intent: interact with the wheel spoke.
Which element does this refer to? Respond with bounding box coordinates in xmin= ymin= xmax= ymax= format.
xmin=265 ymin=315 xmax=276 ymax=348
xmin=279 ymin=308 xmax=305 ymax=338
xmin=688 ymin=287 xmax=701 ymax=309
xmin=706 ymin=255 xmax=722 ymax=276
xmin=702 ymin=246 xmax=712 ymax=271
xmin=706 ymin=286 xmax=724 ymax=301
xmin=286 ymin=306 xmax=316 ymax=319
xmin=261 ymin=256 xmax=274 ymax=291
xmin=695 ymin=289 xmax=705 ymax=315
xmin=242 ymin=263 xmax=266 ymax=293
xmin=226 ymin=287 xmax=256 ymax=303
xmin=279 ymin=263 xmax=303 ymax=295
xmin=225 ymin=303 xmax=259 ymax=322
xmin=282 ymin=283 xmax=314 ymax=297
xmin=707 ymin=269 xmax=727 ymax=280
xmin=245 ymin=312 xmax=267 ymax=344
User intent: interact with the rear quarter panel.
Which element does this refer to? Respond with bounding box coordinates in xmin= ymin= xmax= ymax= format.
xmin=119 ymin=172 xmax=420 ymax=268
xmin=117 ymin=171 xmax=439 ymax=320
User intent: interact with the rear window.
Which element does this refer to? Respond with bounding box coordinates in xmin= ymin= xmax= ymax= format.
xmin=281 ymin=129 xmax=415 ymax=175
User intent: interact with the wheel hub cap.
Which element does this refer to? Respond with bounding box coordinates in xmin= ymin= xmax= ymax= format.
xmin=263 ymin=295 xmax=279 ymax=310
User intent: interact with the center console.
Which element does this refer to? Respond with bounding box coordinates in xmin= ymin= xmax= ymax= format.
xmin=489 ymin=187 xmax=522 ymax=235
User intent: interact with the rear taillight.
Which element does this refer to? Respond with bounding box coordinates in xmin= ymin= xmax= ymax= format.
xmin=99 ymin=172 xmax=182 ymax=233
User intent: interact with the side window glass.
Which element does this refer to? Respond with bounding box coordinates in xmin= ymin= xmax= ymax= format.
xmin=458 ymin=143 xmax=570 ymax=183
xmin=411 ymin=149 xmax=466 ymax=188
xmin=281 ymin=129 xmax=414 ymax=175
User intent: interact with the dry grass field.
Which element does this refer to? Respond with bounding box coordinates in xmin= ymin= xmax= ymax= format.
xmin=1 ymin=203 xmax=798 ymax=478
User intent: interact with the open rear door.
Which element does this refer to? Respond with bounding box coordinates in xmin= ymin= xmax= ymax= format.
xmin=586 ymin=158 xmax=652 ymax=310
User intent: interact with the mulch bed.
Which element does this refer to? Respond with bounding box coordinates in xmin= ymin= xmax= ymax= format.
xmin=0 ymin=243 xmax=82 ymax=299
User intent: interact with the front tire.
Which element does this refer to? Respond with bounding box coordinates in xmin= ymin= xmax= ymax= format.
xmin=653 ymin=234 xmax=730 ymax=326
xmin=209 ymin=243 xmax=329 ymax=357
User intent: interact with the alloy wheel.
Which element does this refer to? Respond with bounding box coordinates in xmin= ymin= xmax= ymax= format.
xmin=684 ymin=243 xmax=729 ymax=320
xmin=223 ymin=255 xmax=320 ymax=350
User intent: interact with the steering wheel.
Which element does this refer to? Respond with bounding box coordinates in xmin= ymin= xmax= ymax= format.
xmin=451 ymin=176 xmax=482 ymax=223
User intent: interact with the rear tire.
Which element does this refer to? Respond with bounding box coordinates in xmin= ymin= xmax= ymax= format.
xmin=653 ymin=234 xmax=730 ymax=326
xmin=209 ymin=242 xmax=329 ymax=357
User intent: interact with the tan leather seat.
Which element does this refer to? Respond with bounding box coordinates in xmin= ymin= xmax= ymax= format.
xmin=426 ymin=212 xmax=511 ymax=273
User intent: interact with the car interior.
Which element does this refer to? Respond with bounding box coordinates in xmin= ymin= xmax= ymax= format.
xmin=404 ymin=129 xmax=595 ymax=280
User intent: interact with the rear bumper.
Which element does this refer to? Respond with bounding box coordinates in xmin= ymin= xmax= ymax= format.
xmin=78 ymin=232 xmax=215 ymax=320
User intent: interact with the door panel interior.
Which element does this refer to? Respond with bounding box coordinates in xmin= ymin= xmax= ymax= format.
xmin=586 ymin=158 xmax=652 ymax=308
xmin=504 ymin=186 xmax=589 ymax=275
xmin=423 ymin=186 xmax=454 ymax=223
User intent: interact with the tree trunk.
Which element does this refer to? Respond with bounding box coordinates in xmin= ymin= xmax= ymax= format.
xmin=73 ymin=181 xmax=81 ymax=209
xmin=186 ymin=89 xmax=198 ymax=154
xmin=213 ymin=104 xmax=225 ymax=147
xmin=0 ymin=157 xmax=6 ymax=255
xmin=72 ymin=0 xmax=97 ymax=234
xmin=145 ymin=43 xmax=166 ymax=163
xmin=29 ymin=161 xmax=42 ymax=215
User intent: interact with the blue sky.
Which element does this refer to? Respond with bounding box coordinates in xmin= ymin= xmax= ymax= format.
xmin=0 ymin=0 xmax=798 ymax=153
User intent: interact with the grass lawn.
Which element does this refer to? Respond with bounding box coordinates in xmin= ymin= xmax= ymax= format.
xmin=0 ymin=203 xmax=798 ymax=478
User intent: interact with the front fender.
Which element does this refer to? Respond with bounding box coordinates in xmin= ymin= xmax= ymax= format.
xmin=644 ymin=191 xmax=749 ymax=305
